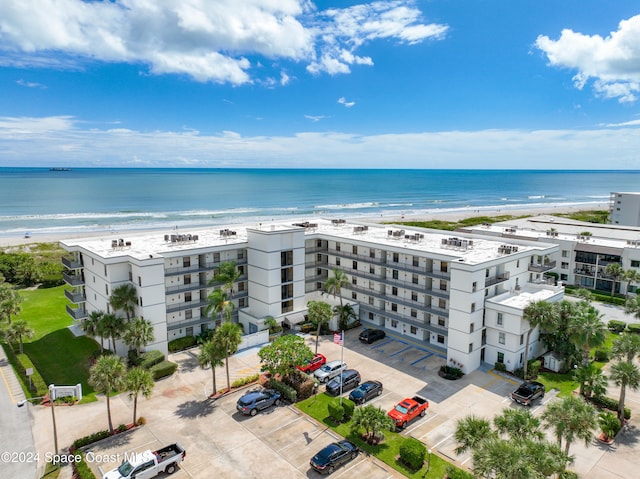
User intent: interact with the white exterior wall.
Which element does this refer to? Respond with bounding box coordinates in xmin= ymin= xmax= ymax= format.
xmin=610 ymin=192 xmax=640 ymax=227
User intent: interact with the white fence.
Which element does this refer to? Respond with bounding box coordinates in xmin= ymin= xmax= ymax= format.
xmin=238 ymin=329 xmax=269 ymax=351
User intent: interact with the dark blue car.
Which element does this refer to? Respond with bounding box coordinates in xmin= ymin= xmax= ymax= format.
xmin=310 ymin=440 xmax=359 ymax=474
xmin=348 ymin=380 xmax=383 ymax=404
xmin=236 ymin=389 xmax=282 ymax=416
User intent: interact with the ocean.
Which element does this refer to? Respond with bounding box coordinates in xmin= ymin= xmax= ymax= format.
xmin=0 ymin=168 xmax=637 ymax=238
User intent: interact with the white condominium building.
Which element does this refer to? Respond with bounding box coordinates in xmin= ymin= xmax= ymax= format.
xmin=61 ymin=218 xmax=562 ymax=374
xmin=610 ymin=192 xmax=640 ymax=227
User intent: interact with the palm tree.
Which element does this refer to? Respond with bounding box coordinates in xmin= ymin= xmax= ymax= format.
xmin=198 ymin=338 xmax=226 ymax=396
xmin=598 ymin=411 xmax=622 ymax=442
xmin=211 ymin=260 xmax=241 ymax=300
xmin=334 ymin=303 xmax=357 ymax=331
xmin=5 ymin=318 xmax=34 ymax=354
xmin=522 ymin=301 xmax=555 ymax=379
xmin=325 ymin=269 xmax=349 ymax=307
xmin=493 ymin=408 xmax=543 ymax=442
xmin=625 ymin=295 xmax=640 ymax=321
xmin=307 ymin=300 xmax=333 ymax=354
xmin=542 ymin=395 xmax=597 ymax=456
xmin=609 ymin=359 xmax=640 ymax=422
xmin=611 ymin=333 xmax=640 ymax=363
xmin=126 ymin=367 xmax=154 ymax=425
xmin=454 ymin=415 xmax=495 ymax=455
xmin=0 ymin=285 xmax=22 ymax=325
xmin=574 ymin=363 xmax=607 ymax=398
xmin=89 ymin=355 xmax=127 ymax=433
xmin=350 ymin=405 xmax=395 ymax=444
xmin=623 ymin=269 xmax=640 ymax=298
xmin=214 ymin=322 xmax=243 ymax=391
xmin=569 ymin=303 xmax=607 ymax=366
xmin=82 ymin=310 xmax=105 ymax=351
xmin=206 ymin=289 xmax=234 ymax=326
xmin=101 ymin=313 xmax=126 ymax=355
xmin=123 ymin=317 xmax=155 ymax=355
xmin=109 ymin=284 xmax=138 ymax=321
xmin=605 ymin=263 xmax=624 ymax=296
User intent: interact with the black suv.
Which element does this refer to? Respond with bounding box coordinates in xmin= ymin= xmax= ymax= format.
xmin=326 ymin=369 xmax=360 ymax=395
xmin=359 ymin=328 xmax=386 ymax=344
xmin=510 ymin=381 xmax=545 ymax=406
xmin=310 ymin=440 xmax=359 ymax=474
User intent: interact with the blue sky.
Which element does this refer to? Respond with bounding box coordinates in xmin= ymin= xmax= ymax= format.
xmin=1 ymin=0 xmax=640 ymax=169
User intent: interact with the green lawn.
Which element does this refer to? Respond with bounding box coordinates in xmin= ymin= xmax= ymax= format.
xmin=17 ymin=285 xmax=100 ymax=402
xmin=297 ymin=393 xmax=462 ymax=479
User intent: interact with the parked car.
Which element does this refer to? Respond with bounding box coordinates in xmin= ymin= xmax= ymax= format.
xmin=359 ymin=328 xmax=386 ymax=344
xmin=326 ymin=369 xmax=361 ymax=395
xmin=296 ymin=353 xmax=327 ymax=374
xmin=314 ymin=360 xmax=347 ymax=383
xmin=310 ymin=440 xmax=359 ymax=475
xmin=236 ymin=388 xmax=282 ymax=416
xmin=102 ymin=443 xmax=186 ymax=479
xmin=388 ymin=396 xmax=429 ymax=429
xmin=510 ymin=381 xmax=545 ymax=406
xmin=349 ymin=380 xmax=383 ymax=404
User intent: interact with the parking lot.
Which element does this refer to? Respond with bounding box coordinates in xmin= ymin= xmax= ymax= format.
xmin=34 ymin=328 xmax=563 ymax=478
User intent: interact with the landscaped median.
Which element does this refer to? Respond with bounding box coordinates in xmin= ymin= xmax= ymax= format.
xmin=296 ymin=393 xmax=471 ymax=479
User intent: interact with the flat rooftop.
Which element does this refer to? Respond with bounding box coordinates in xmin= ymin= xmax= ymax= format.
xmin=60 ymin=217 xmax=556 ymax=264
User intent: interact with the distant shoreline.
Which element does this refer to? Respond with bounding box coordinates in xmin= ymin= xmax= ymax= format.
xmin=0 ymin=202 xmax=608 ymax=249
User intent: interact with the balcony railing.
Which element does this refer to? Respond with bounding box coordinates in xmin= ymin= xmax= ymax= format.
xmin=528 ymin=260 xmax=556 ymax=273
xmin=64 ymin=289 xmax=86 ymax=304
xmin=66 ymin=305 xmax=87 ymax=320
xmin=485 ymin=272 xmax=509 ymax=287
xmin=61 ymin=256 xmax=82 ymax=269
xmin=63 ymin=272 xmax=84 ymax=286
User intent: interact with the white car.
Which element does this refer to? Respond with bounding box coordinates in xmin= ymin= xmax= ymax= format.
xmin=313 ymin=360 xmax=347 ymax=383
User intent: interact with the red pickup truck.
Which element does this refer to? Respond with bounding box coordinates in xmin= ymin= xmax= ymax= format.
xmin=388 ymin=396 xmax=429 ymax=429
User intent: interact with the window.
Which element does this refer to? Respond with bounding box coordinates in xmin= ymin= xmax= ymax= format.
xmin=336 ymin=258 xmax=341 ymax=266
xmin=561 ymin=262 xmax=569 ymax=269
xmin=392 ymin=270 xmax=399 ymax=280
xmin=391 ymin=319 xmax=398 ymax=328
xmin=412 ymin=274 xmax=419 ymax=284
xmin=186 ymin=326 xmax=193 ymax=336
xmin=316 ymin=254 xmax=323 ymax=263
xmin=370 ymin=250 xmax=376 ymax=258
xmin=393 ymin=252 xmax=399 ymax=262
xmin=184 ymin=275 xmax=191 ymax=285
xmin=469 ymin=343 xmax=473 ymax=353
xmin=411 ymin=309 xmax=417 ymax=318
xmin=369 ymin=297 xmax=374 ymax=305
xmin=213 ymin=252 xmax=220 ymax=263
xmin=410 ymin=325 xmax=417 ymax=334
xmin=562 ymin=250 xmax=569 ymax=258
xmin=560 ymin=274 xmax=568 ymax=281
xmin=391 ymin=303 xmax=398 ymax=312
xmin=239 ymin=298 xmax=247 ymax=308
xmin=105 ymin=285 xmax=109 ymax=295
xmin=497 ymin=313 xmax=503 ymax=326
xmin=352 ymin=277 xmax=357 ymax=285
xmin=497 ymin=352 xmax=504 ymax=364
xmin=336 ymin=242 xmax=341 ymax=252
xmin=237 ymin=250 xmax=245 ymax=260
xmin=470 ymin=323 xmax=474 ymax=333
xmin=281 ymin=250 xmax=293 ymax=266
xmin=516 ymin=260 xmax=520 ymax=268
xmin=437 ymin=334 xmax=445 ymax=344
xmin=281 ymin=284 xmax=293 ymax=299
xmin=138 ymin=297 xmax=143 ymax=307
xmin=183 ymin=257 xmax=191 ymax=267
xmin=352 ymin=292 xmax=357 ymax=300
xmin=281 ymin=300 xmax=293 ymax=313
xmin=413 ymin=256 xmax=419 ymax=267
xmin=441 ymin=262 xmax=448 ymax=273
xmin=439 ymin=280 xmax=447 ymax=291
xmin=498 ymin=332 xmax=506 ymax=345
xmin=411 ymin=292 xmax=418 ymax=301
xmin=368 ymin=312 xmax=374 ymax=319
xmin=369 ymin=280 xmax=374 ymax=289
xmin=439 ymin=298 xmax=446 ymax=309
xmin=392 ymin=287 xmax=398 ymax=296
xmin=316 ymin=239 xmax=322 ymax=248
xmin=185 ymin=310 xmax=192 ymax=320
xmin=352 ymin=260 xmax=358 ymax=270
xmin=238 ymin=281 xmax=245 ymax=292
xmin=281 ymin=267 xmax=293 ymax=282
xmin=238 ymin=265 xmax=245 ymax=275
xmin=520 ymin=334 xmax=524 ymax=345
xmin=185 ymin=292 xmax=192 ymax=302
xmin=471 ymin=302 xmax=476 ymax=313
xmin=632 ymin=260 xmax=640 ymax=268
xmin=438 ymin=317 xmax=446 ymax=327
xmin=352 ymin=245 xmax=358 ymax=254
xmin=472 ymin=281 xmax=477 ymax=292
xmin=104 ymin=265 xmax=108 ymax=276
xmin=369 ymin=266 xmax=375 ymax=274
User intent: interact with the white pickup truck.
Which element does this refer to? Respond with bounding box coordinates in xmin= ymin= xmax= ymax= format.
xmin=102 ymin=443 xmax=186 ymax=479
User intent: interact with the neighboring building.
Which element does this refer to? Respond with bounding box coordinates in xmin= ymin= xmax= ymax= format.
xmin=610 ymin=192 xmax=640 ymax=227
xmin=461 ymin=215 xmax=640 ymax=296
xmin=61 ymin=218 xmax=561 ymax=373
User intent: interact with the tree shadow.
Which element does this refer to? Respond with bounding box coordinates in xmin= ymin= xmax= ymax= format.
xmin=170 ymin=350 xmax=200 ymax=373
xmin=174 ymin=398 xmax=216 ymax=419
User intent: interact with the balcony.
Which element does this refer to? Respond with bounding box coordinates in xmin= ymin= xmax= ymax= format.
xmin=66 ymin=305 xmax=87 ymax=320
xmin=63 ymin=272 xmax=84 ymax=286
xmin=64 ymin=289 xmax=86 ymax=304
xmin=61 ymin=256 xmax=82 ymax=269
xmin=528 ymin=260 xmax=556 ymax=273
xmin=485 ymin=272 xmax=509 ymax=287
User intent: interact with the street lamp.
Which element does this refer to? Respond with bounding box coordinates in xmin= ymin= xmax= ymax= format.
xmin=17 ymin=386 xmax=58 ymax=458
xmin=427 ymin=449 xmax=432 ymax=472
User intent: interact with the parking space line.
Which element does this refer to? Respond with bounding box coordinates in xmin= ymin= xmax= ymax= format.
xmin=371 ymin=338 xmax=394 ymax=351
xmin=389 ymin=346 xmax=413 ymax=358
xmin=433 ymin=433 xmax=453 ymax=449
xmin=410 ymin=353 xmax=432 ymax=366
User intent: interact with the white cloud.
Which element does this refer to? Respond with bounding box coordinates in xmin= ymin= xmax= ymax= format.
xmin=536 ymin=15 xmax=640 ymax=103
xmin=0 ymin=0 xmax=447 ymax=84
xmin=16 ymin=79 xmax=46 ymax=88
xmin=337 ymin=97 xmax=355 ymax=107
xmin=304 ymin=115 xmax=327 ymax=122
xmin=2 ymin=115 xmax=640 ymax=169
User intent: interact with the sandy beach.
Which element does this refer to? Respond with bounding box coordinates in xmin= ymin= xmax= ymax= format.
xmin=0 ymin=202 xmax=609 ymax=249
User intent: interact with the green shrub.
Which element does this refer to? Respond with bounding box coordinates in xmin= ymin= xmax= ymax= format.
xmin=589 ymin=395 xmax=631 ymax=419
xmin=268 ymin=378 xmax=297 ymax=403
xmin=328 ymin=399 xmax=345 ymax=423
xmin=139 ymin=350 xmax=165 ymax=369
xmin=399 ymin=437 xmax=426 ymax=471
xmin=168 ymin=336 xmax=197 ymax=352
xmin=72 ymin=430 xmax=111 ymax=450
xmin=594 ymin=349 xmax=610 ymax=362
xmin=73 ymin=452 xmax=96 ymax=479
xmin=627 ymin=324 xmax=640 ymax=335
xmin=341 ymin=398 xmax=355 ymax=419
xmin=608 ymin=320 xmax=627 ymax=333
xmin=149 ymin=360 xmax=178 ymax=380
xmin=494 ymin=362 xmax=507 ymax=372
xmin=446 ymin=465 xmax=474 ymax=479
xmin=527 ymin=360 xmax=541 ymax=378
xmin=231 ymin=373 xmax=260 ymax=388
